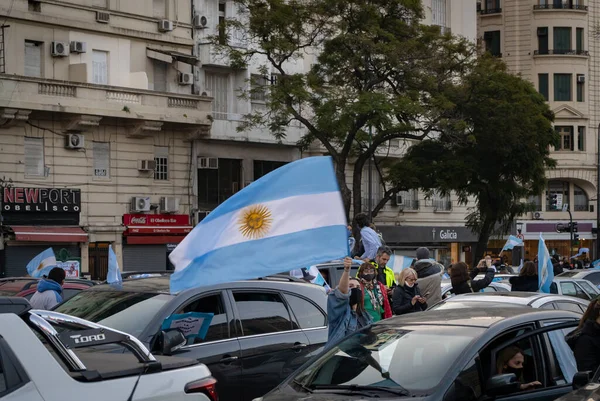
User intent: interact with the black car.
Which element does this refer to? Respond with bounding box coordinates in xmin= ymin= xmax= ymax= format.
xmin=259 ymin=307 xmax=581 ymax=401
xmin=54 ymin=275 xmax=328 ymax=401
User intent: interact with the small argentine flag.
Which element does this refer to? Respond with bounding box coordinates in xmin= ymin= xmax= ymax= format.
xmin=107 ymin=245 xmax=123 ymax=289
xmin=26 ymin=248 xmax=57 ymax=278
xmin=501 ymin=235 xmax=524 ymax=252
xmin=537 ymin=233 xmax=554 ymax=293
xmin=169 ymin=156 xmax=348 ymax=293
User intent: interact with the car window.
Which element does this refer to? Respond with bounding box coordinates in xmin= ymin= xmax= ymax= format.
xmin=560 ymin=282 xmax=590 ymax=300
xmin=541 ymin=322 xmax=577 ymax=387
xmin=177 ymin=293 xmax=230 ymax=343
xmin=444 ymin=357 xmax=481 ymax=401
xmin=233 ymin=292 xmax=295 ymax=336
xmin=583 ymin=273 xmax=600 ymax=286
xmin=555 ymin=302 xmax=585 ymax=314
xmin=0 ymin=347 xmax=6 ymax=394
xmin=578 ymin=281 xmax=598 ymax=296
xmin=284 ymin=293 xmax=326 ymax=329
xmin=540 ymin=302 xmax=556 ymax=310
xmin=0 ymin=337 xmax=27 ymax=396
xmin=62 ymin=288 xmax=81 ymax=301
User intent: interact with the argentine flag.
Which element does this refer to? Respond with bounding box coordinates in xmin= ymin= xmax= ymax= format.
xmin=387 ymin=254 xmax=415 ymax=274
xmin=107 ymin=245 xmax=123 ymax=289
xmin=501 ymin=235 xmax=523 ymax=252
xmin=169 ymin=156 xmax=348 ymax=293
xmin=26 ymin=248 xmax=57 ymax=278
xmin=537 ymin=233 xmax=554 ymax=293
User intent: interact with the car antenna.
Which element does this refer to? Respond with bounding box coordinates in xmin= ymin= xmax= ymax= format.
xmin=126 ymin=348 xmax=153 ymax=401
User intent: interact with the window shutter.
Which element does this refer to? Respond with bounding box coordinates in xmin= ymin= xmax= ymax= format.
xmin=24 ymin=137 xmax=44 ymax=176
xmin=93 ymin=142 xmax=110 ymax=178
xmin=24 ymin=41 xmax=41 ymax=77
xmin=205 ymin=72 xmax=229 ymax=119
xmin=153 ymin=60 xmax=167 ymax=92
xmin=92 ymin=50 xmax=108 ymax=85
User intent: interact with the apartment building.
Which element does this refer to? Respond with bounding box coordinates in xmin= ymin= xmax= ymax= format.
xmin=0 ymin=0 xmax=213 ymax=278
xmin=478 ymin=0 xmax=598 ymax=259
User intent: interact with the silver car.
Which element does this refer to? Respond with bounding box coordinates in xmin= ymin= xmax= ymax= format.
xmin=553 ymin=277 xmax=600 ymax=301
xmin=441 ymin=279 xmax=511 ymax=300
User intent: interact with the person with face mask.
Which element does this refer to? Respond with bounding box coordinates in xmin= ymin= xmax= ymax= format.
xmin=325 ymin=257 xmax=373 ymax=348
xmin=496 ymin=346 xmax=541 ymax=391
xmin=393 ymin=268 xmax=427 ymax=315
xmin=357 ymin=262 xmax=392 ymax=322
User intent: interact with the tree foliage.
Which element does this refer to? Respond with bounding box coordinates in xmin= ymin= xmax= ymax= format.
xmin=216 ymin=0 xmax=474 ymax=217
xmin=387 ymin=55 xmax=558 ymax=263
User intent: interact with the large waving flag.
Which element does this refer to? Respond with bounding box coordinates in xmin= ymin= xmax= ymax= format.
xmin=107 ymin=245 xmax=123 ymax=288
xmin=501 ymin=235 xmax=524 ymax=252
xmin=169 ymin=156 xmax=348 ymax=293
xmin=26 ymin=248 xmax=57 ymax=278
xmin=387 ymin=254 xmax=415 ymax=274
xmin=538 ymin=233 xmax=554 ymax=293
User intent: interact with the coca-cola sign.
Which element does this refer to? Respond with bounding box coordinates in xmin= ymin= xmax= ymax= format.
xmin=123 ymin=214 xmax=192 ymax=236
xmin=130 ymin=216 xmax=147 ymax=225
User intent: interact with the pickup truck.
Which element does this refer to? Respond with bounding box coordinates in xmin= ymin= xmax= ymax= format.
xmin=0 ymin=297 xmax=217 ymax=401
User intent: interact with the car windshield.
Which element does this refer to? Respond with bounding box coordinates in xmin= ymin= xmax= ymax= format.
xmin=429 ymin=301 xmax=525 ymax=311
xmin=293 ymin=325 xmax=483 ymax=394
xmin=54 ymin=290 xmax=174 ymax=337
xmin=558 ymin=271 xmax=579 ymax=278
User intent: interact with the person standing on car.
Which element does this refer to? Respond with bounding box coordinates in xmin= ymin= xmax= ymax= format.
xmin=30 ymin=267 xmax=65 ymax=310
xmin=450 ymin=261 xmax=495 ymax=295
xmin=509 ymin=261 xmax=540 ymax=292
xmin=357 ymin=262 xmax=392 ymax=322
xmin=393 ymin=268 xmax=427 ymax=315
xmin=571 ymin=299 xmax=600 ymax=373
xmin=326 ymin=257 xmax=372 ymax=348
xmin=413 ymin=247 xmax=444 ymax=305
xmin=352 ymin=213 xmax=382 ymax=261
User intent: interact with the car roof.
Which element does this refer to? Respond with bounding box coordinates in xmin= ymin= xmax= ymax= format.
xmin=441 ymin=292 xmax=587 ymax=305
xmin=558 ymin=269 xmax=592 ymax=277
xmin=378 ymin=306 xmax=577 ymax=328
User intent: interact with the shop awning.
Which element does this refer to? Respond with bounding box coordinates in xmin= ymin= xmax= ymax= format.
xmin=126 ymin=235 xmax=187 ymax=245
xmin=146 ymin=48 xmax=199 ymax=66
xmin=10 ymin=226 xmax=88 ymax=242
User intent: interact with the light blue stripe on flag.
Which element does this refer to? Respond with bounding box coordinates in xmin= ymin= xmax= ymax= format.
xmin=107 ymin=245 xmax=122 ymax=288
xmin=501 ymin=235 xmax=524 ymax=252
xmin=26 ymin=248 xmax=57 ymax=278
xmin=538 ymin=233 xmax=554 ymax=293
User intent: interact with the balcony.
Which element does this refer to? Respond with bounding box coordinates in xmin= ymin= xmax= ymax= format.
xmin=534 ymin=49 xmax=589 ymax=57
xmin=0 ymin=74 xmax=212 ymax=139
xmin=433 ymin=200 xmax=452 ymax=212
xmin=399 ymin=200 xmax=420 ymax=211
xmin=479 ymin=7 xmax=502 ymax=14
xmin=533 ymin=4 xmax=588 ymax=11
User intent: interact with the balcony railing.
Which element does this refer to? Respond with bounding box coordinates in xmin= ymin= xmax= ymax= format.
xmin=534 ymin=49 xmax=589 ymax=56
xmin=433 ymin=200 xmax=452 ymax=212
xmin=533 ymin=4 xmax=588 ymax=11
xmin=399 ymin=200 xmax=420 ymax=211
xmin=574 ymin=204 xmax=590 ymax=212
xmin=480 ymin=8 xmax=502 ymax=14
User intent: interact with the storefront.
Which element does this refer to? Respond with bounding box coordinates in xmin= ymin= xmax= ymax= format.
xmin=0 ymin=187 xmax=87 ymax=277
xmin=377 ymin=225 xmax=479 ymax=267
xmin=122 ymin=214 xmax=192 ymax=271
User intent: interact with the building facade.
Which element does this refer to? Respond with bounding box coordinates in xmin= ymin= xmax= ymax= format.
xmin=0 ymin=0 xmax=212 ymax=278
xmin=478 ymin=0 xmax=598 ymax=259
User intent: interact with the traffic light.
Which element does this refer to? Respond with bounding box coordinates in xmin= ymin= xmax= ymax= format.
xmin=571 ymin=222 xmax=578 ymax=233
xmin=548 ymin=193 xmax=558 ymax=210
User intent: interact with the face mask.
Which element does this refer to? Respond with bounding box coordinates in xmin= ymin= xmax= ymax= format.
xmin=504 ymin=366 xmax=522 ymax=377
xmin=349 ymin=287 xmax=362 ymax=306
xmin=361 ymin=273 xmax=376 ymax=282
xmin=405 ymin=282 xmax=415 ymax=288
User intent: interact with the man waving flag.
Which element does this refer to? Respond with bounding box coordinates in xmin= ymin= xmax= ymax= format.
xmin=537 ymin=233 xmax=554 ymax=293
xmin=169 ymin=156 xmax=348 ymax=293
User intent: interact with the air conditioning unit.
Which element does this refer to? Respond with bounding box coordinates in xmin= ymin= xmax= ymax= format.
xmin=195 ymin=210 xmax=211 ymax=224
xmin=200 ymin=90 xmax=212 ymax=97
xmin=51 ymin=41 xmax=69 ymax=57
xmin=96 ymin=11 xmax=110 ymax=23
xmin=577 ymin=74 xmax=586 ymax=83
xmin=131 ymin=197 xmax=151 ymax=212
xmin=160 ymin=197 xmax=180 ymax=213
xmin=532 ymin=211 xmax=544 ymax=220
xmin=193 ymin=15 xmax=208 ymax=28
xmin=199 ymin=157 xmax=218 ymax=169
xmin=179 ymin=72 xmax=194 ymax=85
xmin=65 ymin=134 xmax=85 ymax=149
xmin=158 ymin=19 xmax=174 ymax=32
xmin=70 ymin=41 xmax=87 ymax=53
xmin=138 ymin=159 xmax=157 ymax=171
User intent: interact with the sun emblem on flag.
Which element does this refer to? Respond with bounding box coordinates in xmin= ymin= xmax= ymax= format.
xmin=239 ymin=204 xmax=273 ymax=239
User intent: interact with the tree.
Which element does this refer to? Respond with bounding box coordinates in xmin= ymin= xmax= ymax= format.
xmin=387 ymin=55 xmax=558 ymax=264
xmin=216 ymin=0 xmax=474 ymax=217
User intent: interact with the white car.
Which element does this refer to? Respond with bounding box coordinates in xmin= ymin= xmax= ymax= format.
xmin=429 ymin=291 xmax=590 ymax=313
xmin=554 ymin=276 xmax=600 ymax=301
xmin=0 ymin=298 xmax=216 ymax=401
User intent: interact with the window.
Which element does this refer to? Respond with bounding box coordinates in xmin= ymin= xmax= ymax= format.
xmin=560 ymin=282 xmax=589 ymax=300
xmin=0 ymin=337 xmax=28 ymax=396
xmin=198 ymin=158 xmax=242 ymax=209
xmin=362 ymin=165 xmax=383 ymax=212
xmin=28 ymin=0 xmax=41 ymax=12
xmin=218 ymin=2 xmax=226 ymax=45
xmin=555 ymin=126 xmax=574 ymax=151
xmin=553 ymin=27 xmax=571 ymax=53
xmin=432 ymin=0 xmax=447 ymax=27
xmin=93 ymin=142 xmax=110 ymax=178
xmin=555 ymin=302 xmax=585 ymax=314
xmin=538 ymin=27 xmax=548 ymax=54
xmin=577 ymin=127 xmax=585 ymax=151
xmin=574 ymin=184 xmax=588 ymax=211
xmin=538 ymin=74 xmax=549 ymax=100
xmin=583 ymin=272 xmax=600 ymax=286
xmin=283 ymin=294 xmax=326 ymax=329
xmin=177 ymin=294 xmax=230 ymax=343
xmin=483 ymin=31 xmax=501 ymax=56
xmin=253 ymin=160 xmax=287 ymax=180
xmin=233 ymin=292 xmax=294 ymax=336
xmin=578 ymin=281 xmax=598 ymax=297
xmin=576 ymin=77 xmax=584 ymax=102
xmin=154 ymin=146 xmax=168 ymax=180
xmin=444 ymin=357 xmax=482 ymax=400
xmin=24 ymin=40 xmax=42 ymax=77
xmin=24 ymin=137 xmax=44 ymax=177
xmin=540 ymin=302 xmax=556 ymax=310
xmin=153 ymin=60 xmax=167 ymax=92
xmin=250 ymin=74 xmax=268 ymax=102
xmin=485 ymin=0 xmax=501 ymax=11
xmin=576 ymin=28 xmax=584 ymax=53
xmin=433 ymin=191 xmax=452 ymax=211
xmin=205 ymin=72 xmax=229 ymax=120
xmin=554 ymin=74 xmax=572 ymax=101
xmin=92 ymin=50 xmax=108 ymax=85
xmin=397 ymin=189 xmax=419 ymax=210
xmin=152 ymin=0 xmax=165 ymax=18
xmin=528 ymin=194 xmax=542 ymax=211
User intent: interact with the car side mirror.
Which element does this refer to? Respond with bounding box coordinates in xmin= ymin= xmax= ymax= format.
xmin=573 ymin=371 xmax=593 ymax=390
xmin=485 ymin=374 xmax=520 ymax=398
xmin=159 ymin=329 xmax=187 ymax=356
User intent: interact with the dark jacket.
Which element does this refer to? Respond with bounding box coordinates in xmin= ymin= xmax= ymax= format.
xmin=451 ymin=268 xmax=495 ymax=295
xmin=553 ymin=262 xmax=564 ymax=277
xmin=574 ymin=320 xmax=600 ymax=373
xmin=509 ymin=274 xmax=559 ymax=293
xmin=393 ymin=283 xmax=427 ymax=315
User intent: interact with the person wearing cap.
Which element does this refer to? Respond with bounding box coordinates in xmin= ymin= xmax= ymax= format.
xmin=413 ymin=247 xmax=444 ymax=305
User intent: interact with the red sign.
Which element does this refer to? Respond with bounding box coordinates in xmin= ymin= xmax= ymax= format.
xmin=123 ymin=214 xmax=192 ymax=236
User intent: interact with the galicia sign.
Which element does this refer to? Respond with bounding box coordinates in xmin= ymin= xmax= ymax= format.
xmin=439 ymin=229 xmax=458 ymax=240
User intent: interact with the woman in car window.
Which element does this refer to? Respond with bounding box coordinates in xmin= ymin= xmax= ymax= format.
xmin=450 ymin=261 xmax=495 ymax=295
xmin=572 ymin=298 xmax=600 ymax=373
xmin=357 ymin=262 xmax=392 ymax=322
xmin=393 ymin=268 xmax=427 ymax=315
xmin=497 ymin=346 xmax=542 ymax=391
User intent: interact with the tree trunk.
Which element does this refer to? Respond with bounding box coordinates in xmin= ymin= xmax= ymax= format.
xmin=472 ymin=217 xmax=494 ymax=267
xmin=334 ymin=157 xmax=352 ymax=219
xmin=352 ymin=153 xmax=371 ymax=218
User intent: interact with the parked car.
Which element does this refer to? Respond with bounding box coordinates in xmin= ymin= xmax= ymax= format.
xmin=0 ymin=277 xmax=97 ymax=301
xmin=441 ymin=279 xmax=511 ymax=299
xmin=554 ymin=277 xmax=600 ymax=300
xmin=309 ymin=259 xmax=363 ymax=287
xmin=429 ymin=292 xmax=589 ymax=313
xmin=0 ymin=297 xmax=216 ymax=401
xmin=558 ymin=269 xmax=600 ymax=287
xmin=55 ymin=275 xmax=328 ymax=401
xmin=259 ymin=307 xmax=581 ymax=401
